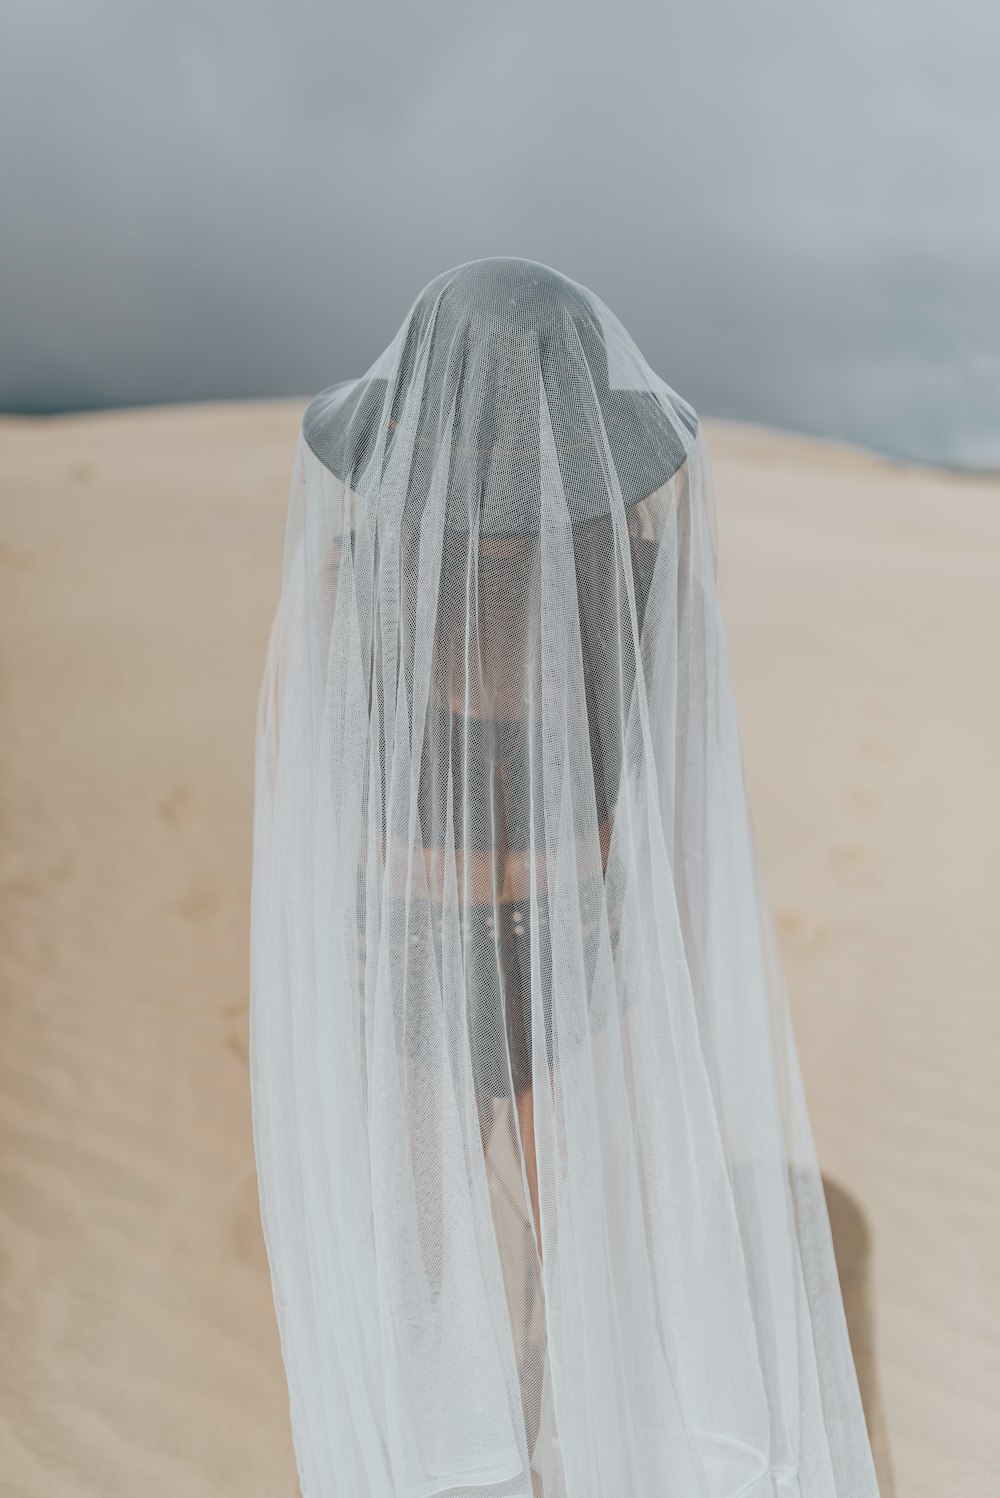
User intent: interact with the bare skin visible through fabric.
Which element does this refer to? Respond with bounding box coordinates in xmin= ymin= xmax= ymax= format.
xmin=385 ymin=817 xmax=612 ymax=1268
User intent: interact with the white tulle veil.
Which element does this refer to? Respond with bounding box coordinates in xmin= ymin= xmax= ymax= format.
xmin=249 ymin=257 xmax=880 ymax=1498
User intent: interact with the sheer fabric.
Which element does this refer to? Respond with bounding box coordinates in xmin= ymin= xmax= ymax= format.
xmin=249 ymin=258 xmax=880 ymax=1498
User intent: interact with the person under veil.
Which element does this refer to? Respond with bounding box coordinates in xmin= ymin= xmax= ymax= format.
xmin=249 ymin=257 xmax=881 ymax=1498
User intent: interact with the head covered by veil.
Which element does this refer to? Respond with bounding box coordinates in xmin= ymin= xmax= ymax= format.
xmin=250 ymin=258 xmax=881 ymax=1498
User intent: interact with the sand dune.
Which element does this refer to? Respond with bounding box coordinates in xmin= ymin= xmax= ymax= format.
xmin=1 ymin=401 xmax=997 ymax=1497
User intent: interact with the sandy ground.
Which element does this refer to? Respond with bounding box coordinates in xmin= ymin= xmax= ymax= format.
xmin=0 ymin=400 xmax=997 ymax=1497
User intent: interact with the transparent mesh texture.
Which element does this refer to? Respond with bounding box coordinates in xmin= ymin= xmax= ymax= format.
xmin=249 ymin=258 xmax=881 ymax=1498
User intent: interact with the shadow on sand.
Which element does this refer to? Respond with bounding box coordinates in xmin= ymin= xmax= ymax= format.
xmin=824 ymin=1175 xmax=896 ymax=1497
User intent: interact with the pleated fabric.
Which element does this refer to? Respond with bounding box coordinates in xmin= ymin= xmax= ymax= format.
xmin=249 ymin=257 xmax=881 ymax=1498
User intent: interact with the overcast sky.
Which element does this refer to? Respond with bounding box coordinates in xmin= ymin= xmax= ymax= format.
xmin=2 ymin=0 xmax=998 ymax=467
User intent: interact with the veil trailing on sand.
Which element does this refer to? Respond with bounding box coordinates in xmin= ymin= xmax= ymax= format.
xmin=249 ymin=258 xmax=880 ymax=1498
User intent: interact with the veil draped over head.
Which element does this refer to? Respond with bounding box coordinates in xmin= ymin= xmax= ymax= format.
xmin=249 ymin=258 xmax=880 ymax=1498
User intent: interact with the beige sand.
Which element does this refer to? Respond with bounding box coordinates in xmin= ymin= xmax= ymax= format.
xmin=1 ymin=401 xmax=997 ymax=1497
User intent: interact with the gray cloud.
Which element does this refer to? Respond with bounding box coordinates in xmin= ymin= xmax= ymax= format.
xmin=1 ymin=0 xmax=997 ymax=466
